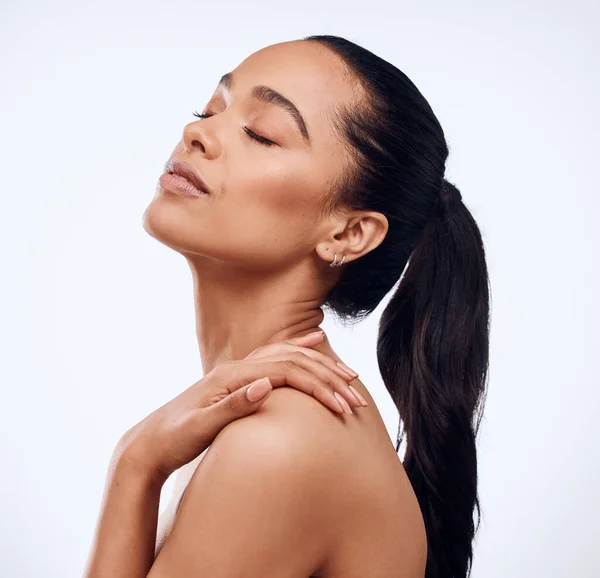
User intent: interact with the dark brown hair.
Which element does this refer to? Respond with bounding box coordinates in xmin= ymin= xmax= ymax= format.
xmin=305 ymin=34 xmax=491 ymax=578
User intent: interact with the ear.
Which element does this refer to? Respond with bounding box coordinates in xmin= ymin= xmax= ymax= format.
xmin=316 ymin=210 xmax=389 ymax=265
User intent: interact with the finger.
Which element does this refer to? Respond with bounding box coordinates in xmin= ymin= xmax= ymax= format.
xmin=247 ymin=351 xmax=364 ymax=409
xmin=245 ymin=342 xmax=361 ymax=396
xmin=247 ymin=333 xmax=359 ymax=383
xmin=246 ymin=377 xmax=273 ymax=402
xmin=245 ymin=331 xmax=324 ymax=361
xmin=216 ymin=359 xmax=346 ymax=414
xmin=233 ymin=358 xmax=356 ymax=415
xmin=288 ymin=331 xmax=325 ymax=345
xmin=269 ymin=359 xmax=355 ymax=415
xmin=200 ymin=377 xmax=273 ymax=438
xmin=280 ymin=344 xmax=359 ymax=382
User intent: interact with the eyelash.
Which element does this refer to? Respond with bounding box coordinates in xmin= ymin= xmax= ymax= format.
xmin=192 ymin=111 xmax=276 ymax=147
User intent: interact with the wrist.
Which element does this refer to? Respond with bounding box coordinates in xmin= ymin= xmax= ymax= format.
xmin=110 ymin=440 xmax=169 ymax=490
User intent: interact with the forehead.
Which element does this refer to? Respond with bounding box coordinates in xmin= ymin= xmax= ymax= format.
xmin=230 ymin=40 xmax=359 ymax=141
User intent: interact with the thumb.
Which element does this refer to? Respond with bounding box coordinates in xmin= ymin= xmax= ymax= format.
xmin=199 ymin=377 xmax=273 ymax=445
xmin=215 ymin=377 xmax=272 ymax=420
xmin=245 ymin=377 xmax=273 ymax=402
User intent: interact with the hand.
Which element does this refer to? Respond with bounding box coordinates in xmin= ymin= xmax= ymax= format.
xmin=114 ymin=331 xmax=366 ymax=483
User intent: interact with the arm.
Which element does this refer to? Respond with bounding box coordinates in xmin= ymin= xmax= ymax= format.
xmin=83 ymin=331 xmax=359 ymax=577
xmin=83 ymin=451 xmax=167 ymax=578
xmin=146 ymin=413 xmax=331 ymax=577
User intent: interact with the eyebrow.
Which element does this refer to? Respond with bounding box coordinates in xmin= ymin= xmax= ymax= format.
xmin=218 ymin=72 xmax=311 ymax=146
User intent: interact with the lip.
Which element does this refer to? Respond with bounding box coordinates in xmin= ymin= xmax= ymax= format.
xmin=158 ymin=172 xmax=210 ymax=198
xmin=162 ymin=158 xmax=213 ymax=196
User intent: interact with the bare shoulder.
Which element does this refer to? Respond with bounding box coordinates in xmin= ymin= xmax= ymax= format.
xmin=148 ymin=387 xmax=349 ymax=577
xmin=213 ymin=385 xmax=424 ymax=526
xmin=241 ymin=384 xmax=428 ymax=578
xmin=201 ymin=384 xmax=361 ymax=503
xmin=152 ymin=385 xmax=426 ymax=577
xmin=205 ymin=382 xmax=420 ymax=516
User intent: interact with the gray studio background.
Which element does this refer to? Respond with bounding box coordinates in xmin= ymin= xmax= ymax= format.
xmin=1 ymin=1 xmax=598 ymax=576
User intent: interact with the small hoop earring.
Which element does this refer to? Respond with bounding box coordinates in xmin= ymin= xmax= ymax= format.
xmin=329 ymin=253 xmax=346 ymax=267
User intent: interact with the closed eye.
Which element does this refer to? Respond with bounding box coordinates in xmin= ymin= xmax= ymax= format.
xmin=192 ymin=111 xmax=277 ymax=147
xmin=242 ymin=127 xmax=276 ymax=146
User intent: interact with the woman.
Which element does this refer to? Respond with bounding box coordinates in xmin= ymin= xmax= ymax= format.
xmin=84 ymin=34 xmax=490 ymax=578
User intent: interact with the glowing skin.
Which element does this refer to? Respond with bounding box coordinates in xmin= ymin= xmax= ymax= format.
xmin=132 ymin=40 xmax=425 ymax=577
xmin=142 ymin=40 xmax=389 ymax=380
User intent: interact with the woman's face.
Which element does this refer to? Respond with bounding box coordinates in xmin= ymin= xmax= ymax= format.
xmin=142 ymin=40 xmax=359 ymax=272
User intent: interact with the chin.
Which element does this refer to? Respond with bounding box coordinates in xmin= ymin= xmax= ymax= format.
xmin=141 ymin=195 xmax=198 ymax=255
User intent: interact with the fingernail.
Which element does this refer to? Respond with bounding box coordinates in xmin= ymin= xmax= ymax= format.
xmin=334 ymin=365 xmax=355 ymax=381
xmin=349 ymin=385 xmax=368 ymax=406
xmin=346 ymin=385 xmax=362 ymax=405
xmin=299 ymin=331 xmax=325 ymax=340
xmin=247 ymin=377 xmax=272 ymax=402
xmin=336 ymin=361 xmax=358 ymax=378
xmin=332 ymin=395 xmax=345 ymax=414
xmin=334 ymin=392 xmax=353 ymax=415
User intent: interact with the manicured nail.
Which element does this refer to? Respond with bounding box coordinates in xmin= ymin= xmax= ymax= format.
xmin=247 ymin=377 xmax=272 ymax=401
xmin=346 ymin=386 xmax=363 ymax=405
xmin=298 ymin=331 xmax=325 ymax=341
xmin=349 ymin=385 xmax=368 ymax=406
xmin=332 ymin=395 xmax=345 ymax=414
xmin=334 ymin=392 xmax=353 ymax=415
xmin=336 ymin=361 xmax=358 ymax=377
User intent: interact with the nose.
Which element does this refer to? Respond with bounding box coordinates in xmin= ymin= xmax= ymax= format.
xmin=182 ymin=118 xmax=222 ymax=159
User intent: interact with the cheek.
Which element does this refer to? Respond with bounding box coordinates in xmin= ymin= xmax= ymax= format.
xmin=225 ymin=160 xmax=322 ymax=239
xmin=143 ymin=149 xmax=331 ymax=268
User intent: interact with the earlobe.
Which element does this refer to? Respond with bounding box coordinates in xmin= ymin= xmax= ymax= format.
xmin=330 ymin=253 xmax=346 ymax=267
xmin=334 ymin=212 xmax=389 ymax=264
xmin=316 ymin=242 xmax=348 ymax=268
xmin=314 ymin=211 xmax=387 ymax=267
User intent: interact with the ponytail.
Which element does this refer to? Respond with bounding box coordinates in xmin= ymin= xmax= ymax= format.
xmin=303 ymin=33 xmax=491 ymax=578
xmin=377 ymin=179 xmax=490 ymax=577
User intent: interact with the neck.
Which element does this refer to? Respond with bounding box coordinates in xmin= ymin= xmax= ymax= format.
xmin=186 ymin=254 xmax=335 ymax=375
